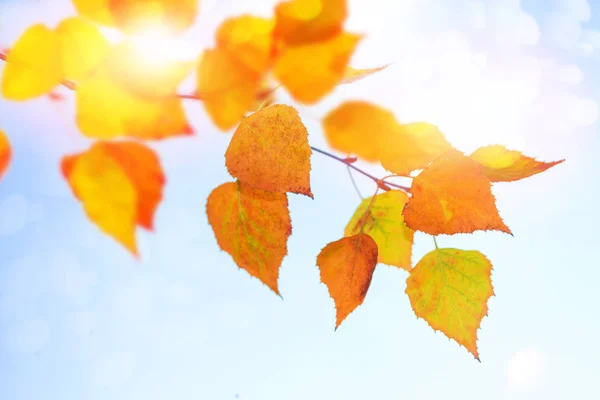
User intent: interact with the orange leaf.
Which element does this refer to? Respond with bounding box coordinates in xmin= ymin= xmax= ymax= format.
xmin=55 ymin=16 xmax=111 ymax=82
xmin=322 ymin=101 xmax=399 ymax=162
xmin=470 ymin=145 xmax=565 ymax=183
xmin=406 ymin=248 xmax=493 ymax=361
xmin=197 ymin=48 xmax=262 ymax=130
xmin=110 ymin=0 xmax=199 ymax=35
xmin=380 ymin=122 xmax=453 ymax=175
xmin=274 ymin=0 xmax=347 ymax=45
xmin=61 ymin=141 xmax=165 ymax=254
xmin=344 ymin=191 xmax=414 ymax=271
xmin=316 ymin=233 xmax=378 ymax=328
xmin=225 ymin=105 xmax=313 ymax=197
xmin=1 ymin=24 xmax=62 ymax=100
xmin=404 ymin=150 xmax=511 ymax=235
xmin=274 ymin=32 xmax=361 ymax=104
xmin=341 ymin=64 xmax=390 ymax=84
xmin=206 ymin=181 xmax=292 ymax=295
xmin=216 ymin=15 xmax=275 ymax=75
xmin=0 ymin=130 xmax=11 ymax=181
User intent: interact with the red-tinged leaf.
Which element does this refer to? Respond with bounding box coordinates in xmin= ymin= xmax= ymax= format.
xmin=403 ymin=150 xmax=511 ymax=235
xmin=0 ymin=130 xmax=11 ymax=181
xmin=61 ymin=141 xmax=165 ymax=254
xmin=317 ymin=233 xmax=378 ymax=328
xmin=225 ymin=105 xmax=313 ymax=197
xmin=470 ymin=145 xmax=565 ymax=182
xmin=406 ymin=248 xmax=493 ymax=361
xmin=206 ymin=181 xmax=292 ymax=295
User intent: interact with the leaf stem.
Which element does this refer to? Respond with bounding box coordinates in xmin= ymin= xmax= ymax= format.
xmin=310 ymin=146 xmax=411 ymax=192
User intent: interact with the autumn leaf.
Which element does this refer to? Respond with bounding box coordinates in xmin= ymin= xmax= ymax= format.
xmin=274 ymin=0 xmax=347 ymax=45
xmin=216 ymin=15 xmax=275 ymax=75
xmin=55 ymin=16 xmax=111 ymax=82
xmin=341 ymin=64 xmax=390 ymax=84
xmin=317 ymin=233 xmax=378 ymax=328
xmin=61 ymin=141 xmax=165 ymax=255
xmin=380 ymin=122 xmax=453 ymax=176
xmin=274 ymin=32 xmax=362 ymax=104
xmin=470 ymin=145 xmax=565 ymax=183
xmin=0 ymin=129 xmax=11 ymax=181
xmin=225 ymin=105 xmax=313 ymax=197
xmin=76 ymin=71 xmax=191 ymax=139
xmin=345 ymin=191 xmax=414 ymax=271
xmin=406 ymin=248 xmax=493 ymax=360
xmin=1 ymin=24 xmax=62 ymax=100
xmin=197 ymin=48 xmax=262 ymax=130
xmin=322 ymin=101 xmax=399 ymax=162
xmin=206 ymin=181 xmax=292 ymax=295
xmin=404 ymin=150 xmax=511 ymax=235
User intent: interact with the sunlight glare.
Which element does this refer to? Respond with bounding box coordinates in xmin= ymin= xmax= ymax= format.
xmin=101 ymin=26 xmax=197 ymax=68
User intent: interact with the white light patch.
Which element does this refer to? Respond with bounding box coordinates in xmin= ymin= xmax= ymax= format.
xmin=507 ymin=348 xmax=546 ymax=388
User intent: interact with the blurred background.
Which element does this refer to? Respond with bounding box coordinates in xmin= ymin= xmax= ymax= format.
xmin=0 ymin=0 xmax=598 ymax=399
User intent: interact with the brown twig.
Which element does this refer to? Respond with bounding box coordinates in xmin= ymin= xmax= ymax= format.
xmin=310 ymin=146 xmax=411 ymax=192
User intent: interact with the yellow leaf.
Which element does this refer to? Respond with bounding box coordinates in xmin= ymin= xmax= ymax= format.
xmin=274 ymin=32 xmax=361 ymax=104
xmin=470 ymin=145 xmax=565 ymax=183
xmin=197 ymin=48 xmax=262 ymax=130
xmin=76 ymin=71 xmax=191 ymax=139
xmin=341 ymin=64 xmax=390 ymax=84
xmin=72 ymin=0 xmax=115 ymax=25
xmin=225 ymin=105 xmax=313 ymax=197
xmin=55 ymin=17 xmax=111 ymax=82
xmin=206 ymin=181 xmax=292 ymax=295
xmin=345 ymin=191 xmax=414 ymax=271
xmin=274 ymin=0 xmax=347 ymax=45
xmin=404 ymin=150 xmax=511 ymax=235
xmin=1 ymin=24 xmax=62 ymax=100
xmin=216 ymin=15 xmax=275 ymax=75
xmin=380 ymin=122 xmax=453 ymax=175
xmin=102 ymin=41 xmax=195 ymax=99
xmin=0 ymin=129 xmax=11 ymax=181
xmin=61 ymin=142 xmax=165 ymax=255
xmin=317 ymin=233 xmax=378 ymax=328
xmin=406 ymin=248 xmax=493 ymax=361
xmin=109 ymin=0 xmax=199 ymax=35
xmin=322 ymin=101 xmax=399 ymax=162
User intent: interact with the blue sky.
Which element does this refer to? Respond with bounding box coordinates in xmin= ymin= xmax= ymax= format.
xmin=0 ymin=0 xmax=599 ymax=399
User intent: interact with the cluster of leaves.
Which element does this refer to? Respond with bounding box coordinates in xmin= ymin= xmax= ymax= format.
xmin=0 ymin=0 xmax=564 ymax=361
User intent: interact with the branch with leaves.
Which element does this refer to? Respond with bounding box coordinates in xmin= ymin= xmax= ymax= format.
xmin=0 ymin=0 xmax=564 ymax=362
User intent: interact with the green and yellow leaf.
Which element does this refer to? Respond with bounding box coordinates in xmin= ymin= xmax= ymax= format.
xmin=406 ymin=248 xmax=493 ymax=361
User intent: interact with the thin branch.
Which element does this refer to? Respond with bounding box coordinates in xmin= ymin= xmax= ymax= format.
xmin=310 ymin=146 xmax=411 ymax=192
xmin=347 ymin=165 xmax=365 ymax=199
